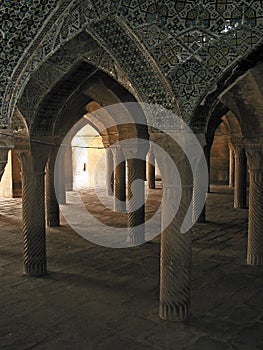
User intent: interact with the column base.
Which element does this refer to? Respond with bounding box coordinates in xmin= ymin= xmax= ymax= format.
xmin=234 ymin=202 xmax=246 ymax=209
xmin=114 ymin=203 xmax=126 ymax=213
xmin=127 ymin=231 xmax=145 ymax=245
xmin=23 ymin=261 xmax=47 ymax=277
xmin=47 ymin=215 xmax=60 ymax=227
xmin=159 ymin=302 xmax=190 ymax=322
xmin=197 ymin=216 xmax=205 ymax=223
xmin=247 ymin=253 xmax=263 ymax=266
xmin=107 ymin=189 xmax=114 ymax=196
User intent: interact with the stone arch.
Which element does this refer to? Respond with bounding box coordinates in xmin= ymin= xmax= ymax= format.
xmin=4 ymin=9 xmax=178 ymax=130
xmin=189 ymin=37 xmax=263 ymax=133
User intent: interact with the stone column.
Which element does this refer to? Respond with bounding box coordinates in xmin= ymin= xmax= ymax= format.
xmin=147 ymin=145 xmax=155 ymax=189
xmin=192 ymin=134 xmax=207 ymax=224
xmin=16 ymin=144 xmax=49 ymax=276
xmin=57 ymin=145 xmax=66 ymax=205
xmin=64 ymin=143 xmax=73 ymax=191
xmin=245 ymin=144 xmax=263 ymax=265
xmin=228 ymin=144 xmax=235 ymax=188
xmin=105 ymin=148 xmax=114 ymax=196
xmin=232 ymin=143 xmax=247 ymax=208
xmin=152 ymin=133 xmax=194 ymax=322
xmin=123 ymin=142 xmax=148 ymax=244
xmin=112 ymin=147 xmax=126 ymax=212
xmin=46 ymin=147 xmax=60 ymax=227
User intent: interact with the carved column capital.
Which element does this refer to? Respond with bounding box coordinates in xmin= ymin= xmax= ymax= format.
xmin=120 ymin=139 xmax=149 ymax=160
xmin=231 ymin=138 xmax=245 ymax=159
xmin=245 ymin=143 xmax=263 ymax=173
xmin=16 ymin=141 xmax=50 ymax=175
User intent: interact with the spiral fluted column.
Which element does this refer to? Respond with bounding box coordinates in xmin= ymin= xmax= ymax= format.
xmin=192 ymin=170 xmax=206 ymax=224
xmin=160 ymin=184 xmax=193 ymax=321
xmin=46 ymin=148 xmax=60 ymax=227
xmin=147 ymin=146 xmax=155 ymax=189
xmin=105 ymin=148 xmax=114 ymax=196
xmin=127 ymin=158 xmax=146 ymax=244
xmin=17 ymin=144 xmax=49 ymax=276
xmin=246 ymin=145 xmax=263 ymax=265
xmin=112 ymin=147 xmax=126 ymax=212
xmin=152 ymin=133 xmax=194 ymax=322
xmin=233 ymin=144 xmax=247 ymax=208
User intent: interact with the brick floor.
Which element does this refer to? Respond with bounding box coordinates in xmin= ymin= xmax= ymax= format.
xmin=0 ymin=185 xmax=263 ymax=349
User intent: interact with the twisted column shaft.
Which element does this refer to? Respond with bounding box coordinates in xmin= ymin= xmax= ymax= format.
xmin=22 ymin=172 xmax=47 ymax=275
xmin=113 ymin=147 xmax=126 ymax=212
xmin=233 ymin=145 xmax=247 ymax=208
xmin=192 ymin=163 xmax=206 ymax=223
xmin=127 ymin=158 xmax=145 ymax=244
xmin=159 ymin=185 xmax=193 ymax=321
xmin=247 ymin=171 xmax=263 ymax=265
xmin=16 ymin=144 xmax=49 ymax=276
xmin=246 ymin=144 xmax=263 ymax=265
xmin=105 ymin=148 xmax=114 ymax=196
xmin=152 ymin=132 xmax=194 ymax=322
xmin=46 ymin=150 xmax=60 ymax=227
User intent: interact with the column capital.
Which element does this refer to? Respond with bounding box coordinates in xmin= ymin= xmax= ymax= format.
xmin=230 ymin=137 xmax=245 ymax=155
xmin=245 ymin=143 xmax=263 ymax=172
xmin=120 ymin=139 xmax=149 ymax=159
xmin=16 ymin=142 xmax=50 ymax=175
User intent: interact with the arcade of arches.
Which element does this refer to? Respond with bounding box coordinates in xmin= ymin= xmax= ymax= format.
xmin=1 ymin=0 xmax=263 ymax=348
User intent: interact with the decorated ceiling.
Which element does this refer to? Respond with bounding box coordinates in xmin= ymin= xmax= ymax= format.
xmin=1 ymin=0 xmax=263 ymax=128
